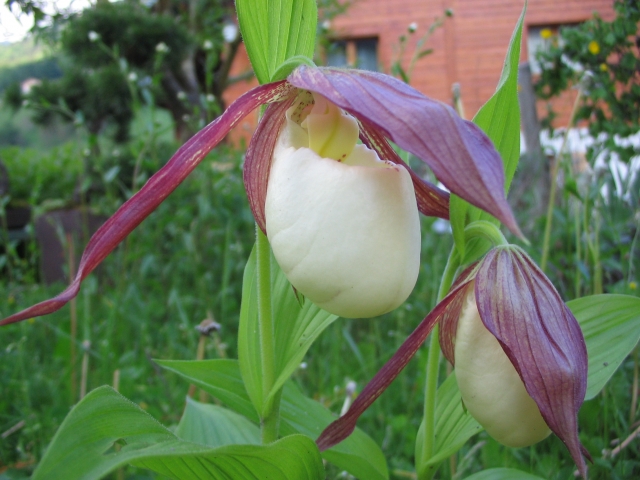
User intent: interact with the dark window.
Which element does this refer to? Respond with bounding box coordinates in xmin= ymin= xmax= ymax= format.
xmin=326 ymin=38 xmax=378 ymax=71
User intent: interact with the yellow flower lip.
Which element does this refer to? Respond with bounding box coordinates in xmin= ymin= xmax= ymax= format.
xmin=303 ymin=93 xmax=360 ymax=161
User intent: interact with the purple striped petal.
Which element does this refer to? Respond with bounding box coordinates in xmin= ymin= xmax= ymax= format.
xmin=0 ymin=80 xmax=291 ymax=326
xmin=316 ymin=273 xmax=473 ymax=452
xmin=475 ymin=246 xmax=590 ymax=477
xmin=288 ymin=66 xmax=521 ymax=237
xmin=244 ymin=91 xmax=297 ymax=233
xmin=358 ymin=118 xmax=450 ymax=219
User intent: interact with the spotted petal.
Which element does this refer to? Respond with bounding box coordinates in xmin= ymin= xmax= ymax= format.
xmin=475 ymin=246 xmax=590 ymax=477
xmin=288 ymin=66 xmax=521 ymax=237
xmin=0 ymin=80 xmax=293 ymax=326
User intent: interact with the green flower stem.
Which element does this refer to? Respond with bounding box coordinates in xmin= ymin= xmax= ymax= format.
xmin=574 ymin=200 xmax=582 ymax=298
xmin=418 ymin=247 xmax=460 ymax=480
xmin=256 ymin=226 xmax=280 ymax=443
xmin=541 ymin=87 xmax=583 ymax=272
xmin=418 ymin=327 xmax=442 ymax=480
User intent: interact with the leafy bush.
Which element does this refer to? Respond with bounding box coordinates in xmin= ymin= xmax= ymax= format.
xmin=0 ymin=144 xmax=83 ymax=204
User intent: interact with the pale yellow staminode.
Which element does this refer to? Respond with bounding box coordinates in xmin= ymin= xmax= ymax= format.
xmin=265 ymin=92 xmax=421 ymax=318
xmin=454 ymin=285 xmax=552 ymax=447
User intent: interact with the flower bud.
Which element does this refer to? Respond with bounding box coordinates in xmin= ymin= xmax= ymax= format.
xmin=265 ymin=92 xmax=421 ymax=318
xmin=454 ymin=284 xmax=551 ymax=447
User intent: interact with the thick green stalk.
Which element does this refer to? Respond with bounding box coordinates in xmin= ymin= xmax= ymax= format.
xmin=256 ymin=226 xmax=280 ymax=443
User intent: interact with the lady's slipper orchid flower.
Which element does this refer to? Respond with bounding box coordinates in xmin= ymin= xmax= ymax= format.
xmin=317 ymin=246 xmax=590 ymax=478
xmin=439 ymin=247 xmax=590 ymax=477
xmin=265 ymin=92 xmax=421 ymax=318
xmin=1 ymin=66 xmax=520 ymax=326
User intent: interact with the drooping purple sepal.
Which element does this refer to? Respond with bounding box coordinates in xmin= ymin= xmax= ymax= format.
xmin=288 ymin=66 xmax=521 ymax=237
xmin=0 ymin=80 xmax=292 ymax=326
xmin=316 ymin=271 xmax=474 ymax=452
xmin=475 ymin=246 xmax=590 ymax=478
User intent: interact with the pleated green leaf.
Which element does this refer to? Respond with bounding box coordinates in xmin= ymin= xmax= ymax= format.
xmin=175 ymin=397 xmax=260 ymax=447
xmin=159 ymin=359 xmax=388 ymax=480
xmin=567 ymin=294 xmax=640 ymax=400
xmin=32 ymin=386 xmax=323 ymax=480
xmin=416 ymin=373 xmax=482 ymax=469
xmin=238 ymin=244 xmax=338 ymax=417
xmin=449 ymin=5 xmax=525 ymax=260
xmin=236 ymin=0 xmax=317 ymax=84
xmin=463 ymin=468 xmax=546 ymax=480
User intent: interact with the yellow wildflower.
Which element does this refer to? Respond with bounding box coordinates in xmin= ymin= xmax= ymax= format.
xmin=600 ymin=63 xmax=608 ymax=71
xmin=540 ymin=28 xmax=553 ymax=40
xmin=588 ymin=41 xmax=600 ymax=55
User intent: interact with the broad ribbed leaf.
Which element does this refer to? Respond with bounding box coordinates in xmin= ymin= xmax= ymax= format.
xmin=175 ymin=397 xmax=260 ymax=447
xmin=415 ymin=373 xmax=482 ymax=469
xmin=237 ymin=0 xmax=317 ymax=84
xmin=463 ymin=468 xmax=547 ymax=480
xmin=157 ymin=359 xmax=259 ymax=421
xmin=450 ymin=6 xmax=525 ymax=259
xmin=238 ymin=244 xmax=338 ymax=416
xmin=475 ymin=246 xmax=588 ymax=478
xmin=288 ymin=66 xmax=521 ymax=238
xmin=0 ymin=81 xmax=292 ymax=326
xmin=567 ymin=294 xmax=640 ymax=400
xmin=238 ymin=246 xmax=265 ymax=414
xmin=236 ymin=0 xmax=269 ymax=84
xmin=158 ymin=359 xmax=388 ymax=480
xmin=33 ymin=386 xmax=323 ymax=480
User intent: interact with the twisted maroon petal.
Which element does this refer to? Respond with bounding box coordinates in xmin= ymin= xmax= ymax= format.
xmin=475 ymin=247 xmax=590 ymax=478
xmin=316 ymin=275 xmax=473 ymax=452
xmin=1 ymin=80 xmax=292 ymax=326
xmin=288 ymin=66 xmax=522 ymax=237
xmin=358 ymin=118 xmax=450 ymax=220
xmin=244 ymin=92 xmax=297 ymax=233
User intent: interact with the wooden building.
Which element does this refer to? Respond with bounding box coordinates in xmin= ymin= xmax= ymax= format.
xmin=223 ymin=0 xmax=616 ymax=142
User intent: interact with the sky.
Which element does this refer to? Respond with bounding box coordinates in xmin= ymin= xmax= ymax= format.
xmin=0 ymin=0 xmax=92 ymax=43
